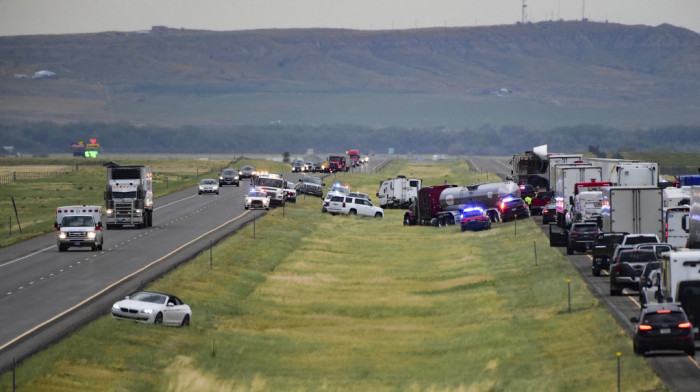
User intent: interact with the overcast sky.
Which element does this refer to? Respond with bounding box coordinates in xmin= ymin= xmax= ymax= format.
xmin=0 ymin=0 xmax=698 ymax=36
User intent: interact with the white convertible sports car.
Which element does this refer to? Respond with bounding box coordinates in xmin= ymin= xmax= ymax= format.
xmin=112 ymin=291 xmax=191 ymax=327
xmin=245 ymin=187 xmax=271 ymax=210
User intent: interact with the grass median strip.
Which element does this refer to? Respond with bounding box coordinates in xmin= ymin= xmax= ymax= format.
xmin=3 ymin=160 xmax=664 ymax=391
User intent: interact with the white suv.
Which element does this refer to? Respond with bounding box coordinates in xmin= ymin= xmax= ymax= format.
xmin=327 ymin=195 xmax=384 ymax=218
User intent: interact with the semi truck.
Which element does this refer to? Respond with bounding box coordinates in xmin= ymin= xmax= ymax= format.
xmin=55 ymin=205 xmax=104 ymax=251
xmin=346 ymin=149 xmax=361 ymax=167
xmin=377 ymin=176 xmax=422 ymax=209
xmin=510 ymin=144 xmax=549 ymax=189
xmin=547 ymin=153 xmax=583 ymax=188
xmin=659 ymin=250 xmax=700 ymax=335
xmin=403 ymin=182 xmax=520 ymax=226
xmin=600 ymin=186 xmax=663 ymax=239
xmin=665 ymin=205 xmax=690 ymax=248
xmin=327 ymin=154 xmax=349 ymax=173
xmin=552 ymin=164 xmax=602 ymax=228
xmin=104 ymin=164 xmax=153 ymax=229
xmin=570 ymin=181 xmax=612 ymax=225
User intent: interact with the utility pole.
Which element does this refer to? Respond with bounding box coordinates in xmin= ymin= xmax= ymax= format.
xmin=522 ymin=0 xmax=527 ymax=24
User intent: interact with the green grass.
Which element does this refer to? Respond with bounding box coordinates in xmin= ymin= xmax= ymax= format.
xmin=0 ymin=157 xmax=290 ymax=248
xmin=0 ymin=160 xmax=664 ymax=392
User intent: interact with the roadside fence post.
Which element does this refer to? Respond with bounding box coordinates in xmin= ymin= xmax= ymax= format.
xmin=567 ymin=279 xmax=572 ymax=312
xmin=514 ymin=214 xmax=517 ymax=236
xmin=253 ymin=214 xmax=256 ymax=239
xmin=533 ymin=238 xmax=537 ymax=266
xmin=209 ymin=240 xmax=213 ymax=269
xmin=616 ymin=352 xmax=622 ymax=392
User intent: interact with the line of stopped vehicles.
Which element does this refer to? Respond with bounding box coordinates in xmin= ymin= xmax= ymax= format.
xmin=512 ymin=144 xmax=700 ymax=357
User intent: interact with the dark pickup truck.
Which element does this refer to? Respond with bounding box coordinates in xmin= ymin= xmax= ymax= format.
xmin=591 ymin=232 xmax=628 ymax=276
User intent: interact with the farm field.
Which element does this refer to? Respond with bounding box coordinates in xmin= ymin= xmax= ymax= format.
xmin=0 ymin=159 xmax=662 ymax=392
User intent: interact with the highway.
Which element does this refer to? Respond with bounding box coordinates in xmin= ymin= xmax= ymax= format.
xmin=0 ymin=161 xmax=380 ymax=374
xmin=469 ymin=155 xmax=700 ymax=392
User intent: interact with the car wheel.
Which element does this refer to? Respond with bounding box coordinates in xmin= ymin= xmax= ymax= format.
xmin=349 ymin=209 xmax=357 ymax=215
xmin=566 ymin=247 xmax=573 ymax=255
xmin=403 ymin=217 xmax=411 ymax=226
xmin=610 ymin=287 xmax=622 ymax=296
xmin=154 ymin=312 xmax=163 ymax=325
xmin=592 ymin=266 xmax=600 ymax=276
xmin=181 ymin=314 xmax=190 ymax=327
xmin=374 ymin=212 xmax=383 ymax=218
xmin=686 ymin=346 xmax=695 ymax=356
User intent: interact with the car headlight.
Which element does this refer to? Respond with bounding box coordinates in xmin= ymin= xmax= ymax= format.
xmin=213 ymin=185 xmax=219 ymax=190
xmin=141 ymin=309 xmax=154 ymax=315
xmin=112 ymin=303 xmax=120 ymax=310
xmin=59 ymin=231 xmax=67 ymax=239
xmin=106 ymin=209 xmax=114 ymax=215
xmin=199 ymin=186 xmax=205 ymax=190
xmin=87 ymin=231 xmax=96 ymax=239
xmin=219 ymin=176 xmax=224 ymax=180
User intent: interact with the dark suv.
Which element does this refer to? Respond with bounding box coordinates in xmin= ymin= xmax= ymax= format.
xmin=566 ymin=222 xmax=599 ymax=255
xmin=591 ymin=232 xmax=628 ymax=276
xmin=609 ymin=249 xmax=658 ymax=296
xmin=499 ymin=198 xmax=530 ymax=222
xmin=218 ymin=169 xmax=240 ymax=186
xmin=631 ymin=303 xmax=695 ymax=356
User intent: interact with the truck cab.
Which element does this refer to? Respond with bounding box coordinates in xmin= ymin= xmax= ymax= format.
xmin=255 ymin=173 xmax=287 ymax=206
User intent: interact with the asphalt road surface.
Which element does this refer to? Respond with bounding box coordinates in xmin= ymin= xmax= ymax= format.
xmin=467 ymin=155 xmax=700 ymax=392
xmin=0 ymin=160 xmax=384 ymax=375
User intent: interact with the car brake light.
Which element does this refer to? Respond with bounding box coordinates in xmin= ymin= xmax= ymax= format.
xmin=638 ymin=324 xmax=652 ymax=331
xmin=342 ymin=202 xmax=346 ymax=207
xmin=656 ymin=309 xmax=671 ymax=314
xmin=678 ymin=322 xmax=692 ymax=329
xmin=614 ymin=265 xmax=620 ymax=274
xmin=571 ymin=232 xmax=578 ymax=236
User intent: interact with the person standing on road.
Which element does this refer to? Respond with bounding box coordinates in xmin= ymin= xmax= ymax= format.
xmin=524 ymin=195 xmax=532 ymax=211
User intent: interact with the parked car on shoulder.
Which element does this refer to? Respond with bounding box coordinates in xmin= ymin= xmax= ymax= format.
xmin=300 ymin=176 xmax=325 ymax=197
xmin=460 ymin=207 xmax=491 ymax=231
xmin=218 ymin=169 xmax=240 ymax=186
xmin=499 ymin=197 xmax=530 ymax=222
xmin=326 ymin=195 xmax=384 ymax=218
xmin=631 ymin=303 xmax=695 ymax=356
xmin=245 ymin=188 xmax=270 ymax=210
xmin=198 ymin=179 xmax=219 ymax=195
xmin=284 ymin=181 xmax=298 ymax=203
xmin=112 ymin=291 xmax=191 ymax=327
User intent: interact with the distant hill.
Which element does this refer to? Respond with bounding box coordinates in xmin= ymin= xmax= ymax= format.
xmin=1 ymin=21 xmax=699 ymax=128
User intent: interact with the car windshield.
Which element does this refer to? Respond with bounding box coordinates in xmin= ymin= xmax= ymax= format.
xmin=463 ymin=210 xmax=484 ymax=218
xmin=201 ymin=179 xmax=216 ymax=185
xmin=130 ymin=292 xmax=168 ymax=304
xmin=305 ymin=177 xmax=321 ymax=184
xmin=596 ymin=234 xmax=626 ymax=245
xmin=625 ymin=236 xmax=658 ymax=245
xmin=242 ymin=166 xmax=254 ymax=172
xmin=61 ymin=216 xmax=94 ymax=227
xmin=573 ymin=224 xmax=597 ymax=232
xmin=257 ymin=178 xmax=283 ymax=187
xmin=112 ymin=191 xmax=137 ymax=199
xmin=642 ymin=311 xmax=686 ymax=325
xmin=249 ymin=191 xmax=266 ymax=197
xmin=222 ymin=170 xmax=235 ymax=175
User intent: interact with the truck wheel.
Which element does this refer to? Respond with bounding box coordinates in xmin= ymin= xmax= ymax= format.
xmin=430 ymin=218 xmax=438 ymax=227
xmin=58 ymin=245 xmax=67 ymax=252
xmin=98 ymin=244 xmax=103 ymax=251
xmin=91 ymin=244 xmax=98 ymax=251
xmin=403 ymin=216 xmax=411 ymax=226
xmin=592 ymin=266 xmax=601 ymax=277
xmin=566 ymin=247 xmax=573 ymax=255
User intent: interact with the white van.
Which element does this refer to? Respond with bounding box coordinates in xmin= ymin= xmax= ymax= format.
xmin=55 ymin=205 xmax=104 ymax=251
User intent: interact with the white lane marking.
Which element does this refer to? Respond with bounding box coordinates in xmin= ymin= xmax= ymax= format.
xmin=0 ymin=209 xmax=252 ymax=352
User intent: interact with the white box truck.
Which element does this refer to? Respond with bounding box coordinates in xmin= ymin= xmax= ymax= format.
xmin=553 ymin=164 xmax=602 ymax=227
xmin=55 ymin=205 xmax=104 ymax=251
xmin=660 ymin=250 xmax=700 ymax=334
xmin=664 ymin=205 xmax=690 ymax=248
xmin=377 ymin=176 xmax=422 ymax=209
xmin=600 ymin=186 xmax=663 ymax=239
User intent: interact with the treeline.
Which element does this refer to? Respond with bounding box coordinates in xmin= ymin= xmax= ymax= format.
xmin=1 ymin=121 xmax=698 ymax=156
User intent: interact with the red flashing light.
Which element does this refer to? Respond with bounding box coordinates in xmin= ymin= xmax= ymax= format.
xmin=638 ymin=324 xmax=652 ymax=331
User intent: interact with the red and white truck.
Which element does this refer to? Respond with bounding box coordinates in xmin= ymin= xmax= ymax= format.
xmin=326 ymin=154 xmax=349 ymax=173
xmin=55 ymin=205 xmax=104 ymax=252
xmin=346 ymin=149 xmax=361 ymax=167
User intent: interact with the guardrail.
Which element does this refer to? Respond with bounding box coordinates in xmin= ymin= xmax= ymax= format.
xmin=370 ymin=158 xmax=392 ymax=174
